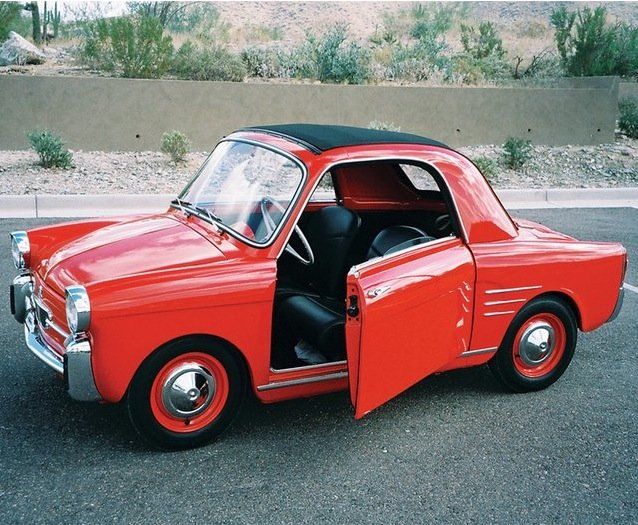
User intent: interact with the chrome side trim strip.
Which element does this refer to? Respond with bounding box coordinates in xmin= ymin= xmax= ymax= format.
xmin=485 ymin=285 xmax=542 ymax=295
xmin=257 ymin=371 xmax=348 ymax=391
xmin=484 ymin=298 xmax=526 ymax=306
xmin=461 ymin=347 xmax=498 ymax=357
xmin=484 ymin=310 xmax=516 ymax=317
xmin=270 ymin=360 xmax=347 ymax=374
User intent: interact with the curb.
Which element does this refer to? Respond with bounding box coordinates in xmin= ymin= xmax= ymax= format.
xmin=0 ymin=189 xmax=637 ymax=218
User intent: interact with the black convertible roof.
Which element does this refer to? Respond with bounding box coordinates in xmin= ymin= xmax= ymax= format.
xmin=239 ymin=123 xmax=449 ymax=154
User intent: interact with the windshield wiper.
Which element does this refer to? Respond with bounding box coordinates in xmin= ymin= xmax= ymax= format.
xmin=171 ymin=198 xmax=224 ymax=226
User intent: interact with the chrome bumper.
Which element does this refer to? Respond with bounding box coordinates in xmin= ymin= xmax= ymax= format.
xmin=12 ymin=274 xmax=102 ymax=402
xmin=607 ymin=285 xmax=624 ymax=323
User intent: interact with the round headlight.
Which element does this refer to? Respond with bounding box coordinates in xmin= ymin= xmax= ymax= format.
xmin=10 ymin=231 xmax=30 ymax=270
xmin=65 ymin=285 xmax=90 ymax=334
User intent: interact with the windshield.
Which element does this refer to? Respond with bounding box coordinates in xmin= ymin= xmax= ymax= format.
xmin=178 ymin=140 xmax=305 ymax=245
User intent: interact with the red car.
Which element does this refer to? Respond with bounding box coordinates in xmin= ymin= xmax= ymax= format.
xmin=10 ymin=124 xmax=626 ymax=449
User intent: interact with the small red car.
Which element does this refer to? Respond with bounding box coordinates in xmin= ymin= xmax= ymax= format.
xmin=10 ymin=124 xmax=626 ymax=449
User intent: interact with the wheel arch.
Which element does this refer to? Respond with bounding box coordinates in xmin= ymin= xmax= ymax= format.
xmin=126 ymin=332 xmax=254 ymax=399
xmin=527 ymin=291 xmax=582 ymax=330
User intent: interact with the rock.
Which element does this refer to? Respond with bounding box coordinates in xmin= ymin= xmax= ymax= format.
xmin=0 ymin=32 xmax=46 ymax=66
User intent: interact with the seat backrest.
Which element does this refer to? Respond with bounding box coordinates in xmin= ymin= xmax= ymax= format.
xmin=367 ymin=225 xmax=435 ymax=259
xmin=305 ymin=206 xmax=361 ymax=298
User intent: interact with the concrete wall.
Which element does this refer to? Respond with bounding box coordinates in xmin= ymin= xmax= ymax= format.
xmin=0 ymin=75 xmax=618 ymax=151
xmin=620 ymin=82 xmax=638 ymax=100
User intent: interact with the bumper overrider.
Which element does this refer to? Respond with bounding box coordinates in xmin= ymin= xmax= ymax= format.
xmin=10 ymin=273 xmax=102 ymax=402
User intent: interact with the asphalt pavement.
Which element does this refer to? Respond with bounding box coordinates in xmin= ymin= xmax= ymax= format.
xmin=0 ymin=208 xmax=636 ymax=524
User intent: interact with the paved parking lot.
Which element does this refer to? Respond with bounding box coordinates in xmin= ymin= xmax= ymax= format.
xmin=0 ymin=208 xmax=636 ymax=524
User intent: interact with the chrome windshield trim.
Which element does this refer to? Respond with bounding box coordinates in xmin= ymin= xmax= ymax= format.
xmin=174 ymin=138 xmax=308 ymax=250
xmin=485 ymin=285 xmax=542 ymax=295
xmin=257 ymin=371 xmax=348 ymax=391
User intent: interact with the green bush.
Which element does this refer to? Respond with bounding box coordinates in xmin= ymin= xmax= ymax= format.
xmin=472 ymin=156 xmax=498 ymax=181
xmin=368 ymin=120 xmax=401 ymax=131
xmin=619 ymin=97 xmax=638 ymax=138
xmin=300 ymin=24 xmax=370 ymax=84
xmin=27 ymin=130 xmax=73 ymax=169
xmin=551 ymin=6 xmax=638 ymax=78
xmin=77 ymin=16 xmax=173 ymax=78
xmin=385 ymin=41 xmax=452 ymax=82
xmin=242 ymin=45 xmax=290 ymax=78
xmin=454 ymin=21 xmax=510 ymax=83
xmin=0 ymin=3 xmax=23 ymax=40
xmin=161 ymin=130 xmax=191 ymax=163
xmin=502 ymin=137 xmax=533 ymax=169
xmin=172 ymin=41 xmax=246 ymax=81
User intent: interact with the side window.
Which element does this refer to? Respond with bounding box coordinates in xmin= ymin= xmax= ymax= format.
xmin=400 ymin=163 xmax=439 ymax=191
xmin=310 ymin=172 xmax=337 ymax=202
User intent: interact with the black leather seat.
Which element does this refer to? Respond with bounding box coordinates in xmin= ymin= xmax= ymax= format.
xmin=276 ymin=206 xmax=361 ymax=361
xmin=366 ymin=225 xmax=435 ymax=259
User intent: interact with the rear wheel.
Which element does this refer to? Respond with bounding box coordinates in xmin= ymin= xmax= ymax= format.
xmin=127 ymin=336 xmax=246 ymax=450
xmin=489 ymin=297 xmax=577 ymax=392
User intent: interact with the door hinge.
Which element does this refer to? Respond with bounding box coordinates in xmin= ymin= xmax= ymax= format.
xmin=346 ymin=295 xmax=359 ymax=317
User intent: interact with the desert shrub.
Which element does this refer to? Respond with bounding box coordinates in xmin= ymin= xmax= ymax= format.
xmin=454 ymin=21 xmax=510 ymax=83
xmin=161 ymin=130 xmax=190 ymax=162
xmin=385 ymin=40 xmax=452 ymax=82
xmin=77 ymin=16 xmax=173 ymax=78
xmin=473 ymin=156 xmax=498 ymax=181
xmin=300 ymin=24 xmax=370 ymax=84
xmin=368 ymin=120 xmax=401 ymax=131
xmin=242 ymin=45 xmax=292 ymax=78
xmin=27 ymin=130 xmax=73 ymax=169
xmin=619 ymin=97 xmax=638 ymax=138
xmin=172 ymin=41 xmax=246 ymax=81
xmin=502 ymin=137 xmax=533 ymax=169
xmin=551 ymin=6 xmax=638 ymax=78
xmin=410 ymin=4 xmax=455 ymax=42
xmin=0 ymin=3 xmax=23 ymax=40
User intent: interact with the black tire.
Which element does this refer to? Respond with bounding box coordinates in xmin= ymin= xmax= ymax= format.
xmin=127 ymin=336 xmax=246 ymax=450
xmin=489 ymin=296 xmax=577 ymax=393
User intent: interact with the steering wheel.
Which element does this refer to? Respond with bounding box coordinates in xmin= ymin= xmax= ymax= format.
xmin=434 ymin=213 xmax=452 ymax=236
xmin=260 ymin=197 xmax=314 ymax=265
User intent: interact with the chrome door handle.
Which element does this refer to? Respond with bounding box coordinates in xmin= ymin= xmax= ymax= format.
xmin=367 ymin=286 xmax=391 ymax=298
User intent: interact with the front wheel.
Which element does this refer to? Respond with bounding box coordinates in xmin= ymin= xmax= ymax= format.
xmin=489 ymin=297 xmax=577 ymax=392
xmin=127 ymin=336 xmax=246 ymax=450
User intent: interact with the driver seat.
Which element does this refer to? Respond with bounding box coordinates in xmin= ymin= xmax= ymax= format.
xmin=276 ymin=206 xmax=360 ymax=361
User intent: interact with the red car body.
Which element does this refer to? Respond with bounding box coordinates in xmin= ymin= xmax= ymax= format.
xmin=10 ymin=125 xmax=626 ymax=445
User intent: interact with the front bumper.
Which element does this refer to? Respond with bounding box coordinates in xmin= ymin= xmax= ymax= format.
xmin=11 ymin=274 xmax=102 ymax=402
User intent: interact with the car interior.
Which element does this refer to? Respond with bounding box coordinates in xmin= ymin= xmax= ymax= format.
xmin=270 ymin=160 xmax=459 ymax=370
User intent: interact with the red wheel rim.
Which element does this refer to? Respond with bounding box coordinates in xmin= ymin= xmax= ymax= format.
xmin=150 ymin=352 xmax=229 ymax=433
xmin=512 ymin=313 xmax=566 ymax=379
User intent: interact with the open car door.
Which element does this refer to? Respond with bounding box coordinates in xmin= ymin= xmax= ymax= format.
xmin=345 ymin=238 xmax=475 ymax=418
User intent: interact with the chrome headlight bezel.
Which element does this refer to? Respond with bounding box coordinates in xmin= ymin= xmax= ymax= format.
xmin=10 ymin=231 xmax=30 ymax=270
xmin=65 ymin=285 xmax=91 ymax=334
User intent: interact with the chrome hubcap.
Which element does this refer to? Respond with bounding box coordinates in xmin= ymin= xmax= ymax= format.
xmin=518 ymin=321 xmax=555 ymax=366
xmin=161 ymin=363 xmax=216 ymax=419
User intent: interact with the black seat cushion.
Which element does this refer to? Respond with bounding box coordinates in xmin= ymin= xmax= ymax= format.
xmin=277 ymin=295 xmax=346 ymax=361
xmin=304 ymin=206 xmax=361 ymax=298
xmin=367 ymin=225 xmax=435 ymax=259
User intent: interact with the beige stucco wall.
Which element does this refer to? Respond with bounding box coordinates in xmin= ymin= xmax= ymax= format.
xmin=0 ymin=75 xmax=618 ymax=151
xmin=620 ymin=82 xmax=638 ymax=100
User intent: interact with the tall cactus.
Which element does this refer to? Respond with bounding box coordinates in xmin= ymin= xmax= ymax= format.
xmin=42 ymin=1 xmax=48 ymax=44
xmin=50 ymin=2 xmax=60 ymax=39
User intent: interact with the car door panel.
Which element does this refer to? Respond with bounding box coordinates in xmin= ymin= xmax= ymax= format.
xmin=346 ymin=238 xmax=475 ymax=418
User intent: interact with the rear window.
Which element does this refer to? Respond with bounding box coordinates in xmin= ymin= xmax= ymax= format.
xmin=400 ymin=164 xmax=439 ymax=191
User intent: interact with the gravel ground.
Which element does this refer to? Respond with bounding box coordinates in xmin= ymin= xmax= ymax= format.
xmin=0 ymin=137 xmax=637 ymax=195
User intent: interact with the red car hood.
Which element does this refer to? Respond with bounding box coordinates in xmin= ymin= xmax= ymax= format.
xmin=39 ymin=214 xmax=225 ymax=294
